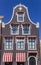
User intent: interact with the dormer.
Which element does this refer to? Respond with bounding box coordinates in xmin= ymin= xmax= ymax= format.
xmin=17 ymin=12 xmax=24 ymax=22
xmin=14 ymin=4 xmax=28 ymax=23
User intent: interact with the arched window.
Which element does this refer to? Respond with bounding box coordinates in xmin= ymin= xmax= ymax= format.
xmin=29 ymin=57 xmax=36 ymax=65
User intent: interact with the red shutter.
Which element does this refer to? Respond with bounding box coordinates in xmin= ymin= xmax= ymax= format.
xmin=3 ymin=53 xmax=13 ymax=62
xmin=16 ymin=53 xmax=26 ymax=62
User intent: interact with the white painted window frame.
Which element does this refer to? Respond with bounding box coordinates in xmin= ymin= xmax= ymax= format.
xmin=4 ymin=38 xmax=13 ymax=50
xmin=22 ymin=25 xmax=31 ymax=35
xmin=16 ymin=38 xmax=25 ymax=50
xmin=17 ymin=13 xmax=24 ymax=22
xmin=27 ymin=38 xmax=36 ymax=50
xmin=10 ymin=25 xmax=19 ymax=35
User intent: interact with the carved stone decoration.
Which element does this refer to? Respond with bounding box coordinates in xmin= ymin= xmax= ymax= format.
xmin=19 ymin=3 xmax=22 ymax=11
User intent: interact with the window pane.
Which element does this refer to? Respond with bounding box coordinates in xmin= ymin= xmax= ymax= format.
xmin=16 ymin=39 xmax=25 ymax=50
xmin=12 ymin=25 xmax=18 ymax=33
xmin=18 ymin=13 xmax=24 ymax=22
xmin=23 ymin=25 xmax=29 ymax=34
xmin=28 ymin=38 xmax=36 ymax=50
xmin=17 ymin=46 xmax=21 ymax=48
xmin=18 ymin=16 xmax=23 ymax=21
xmin=4 ymin=38 xmax=13 ymax=50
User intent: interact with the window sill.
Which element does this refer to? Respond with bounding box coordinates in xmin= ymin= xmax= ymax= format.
xmin=4 ymin=49 xmax=13 ymax=50
xmin=28 ymin=49 xmax=37 ymax=50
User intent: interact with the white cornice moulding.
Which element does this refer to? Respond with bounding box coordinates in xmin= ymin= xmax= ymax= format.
xmin=2 ymin=22 xmax=5 ymax=28
xmin=36 ymin=22 xmax=39 ymax=28
xmin=0 ymin=20 xmax=2 ymax=23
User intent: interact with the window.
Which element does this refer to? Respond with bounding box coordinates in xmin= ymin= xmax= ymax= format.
xmin=22 ymin=24 xmax=30 ymax=35
xmin=11 ymin=25 xmax=19 ymax=35
xmin=17 ymin=13 xmax=24 ymax=22
xmin=28 ymin=38 xmax=36 ymax=50
xmin=4 ymin=38 xmax=13 ymax=50
xmin=16 ymin=38 xmax=25 ymax=50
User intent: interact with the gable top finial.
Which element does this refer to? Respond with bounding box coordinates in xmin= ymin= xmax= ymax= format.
xmin=19 ymin=3 xmax=22 ymax=11
xmin=19 ymin=3 xmax=22 ymax=6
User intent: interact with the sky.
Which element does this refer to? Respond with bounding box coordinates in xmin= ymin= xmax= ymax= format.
xmin=0 ymin=0 xmax=41 ymax=40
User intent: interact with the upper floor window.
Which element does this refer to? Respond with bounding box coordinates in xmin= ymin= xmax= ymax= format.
xmin=22 ymin=24 xmax=30 ymax=35
xmin=28 ymin=38 xmax=36 ymax=50
xmin=16 ymin=38 xmax=25 ymax=50
xmin=17 ymin=12 xmax=24 ymax=22
xmin=4 ymin=38 xmax=13 ymax=50
xmin=11 ymin=25 xmax=19 ymax=35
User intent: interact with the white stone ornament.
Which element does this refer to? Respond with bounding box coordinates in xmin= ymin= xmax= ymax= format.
xmin=19 ymin=7 xmax=22 ymax=11
xmin=0 ymin=20 xmax=2 ymax=23
xmin=19 ymin=3 xmax=22 ymax=11
xmin=2 ymin=22 xmax=5 ymax=28
xmin=36 ymin=22 xmax=39 ymax=28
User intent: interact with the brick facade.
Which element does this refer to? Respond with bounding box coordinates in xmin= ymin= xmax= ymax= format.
xmin=0 ymin=4 xmax=40 ymax=65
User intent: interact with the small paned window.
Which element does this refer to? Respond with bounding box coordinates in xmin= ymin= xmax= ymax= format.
xmin=4 ymin=38 xmax=13 ymax=50
xmin=28 ymin=38 xmax=36 ymax=50
xmin=11 ymin=25 xmax=19 ymax=35
xmin=16 ymin=38 xmax=25 ymax=50
xmin=22 ymin=24 xmax=30 ymax=35
xmin=17 ymin=13 xmax=24 ymax=22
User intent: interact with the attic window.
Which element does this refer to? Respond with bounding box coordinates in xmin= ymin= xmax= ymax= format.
xmin=11 ymin=24 xmax=19 ymax=35
xmin=17 ymin=12 xmax=24 ymax=22
xmin=22 ymin=24 xmax=30 ymax=35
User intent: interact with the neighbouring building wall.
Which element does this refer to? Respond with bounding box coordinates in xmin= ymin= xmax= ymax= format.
xmin=0 ymin=17 xmax=4 ymax=65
